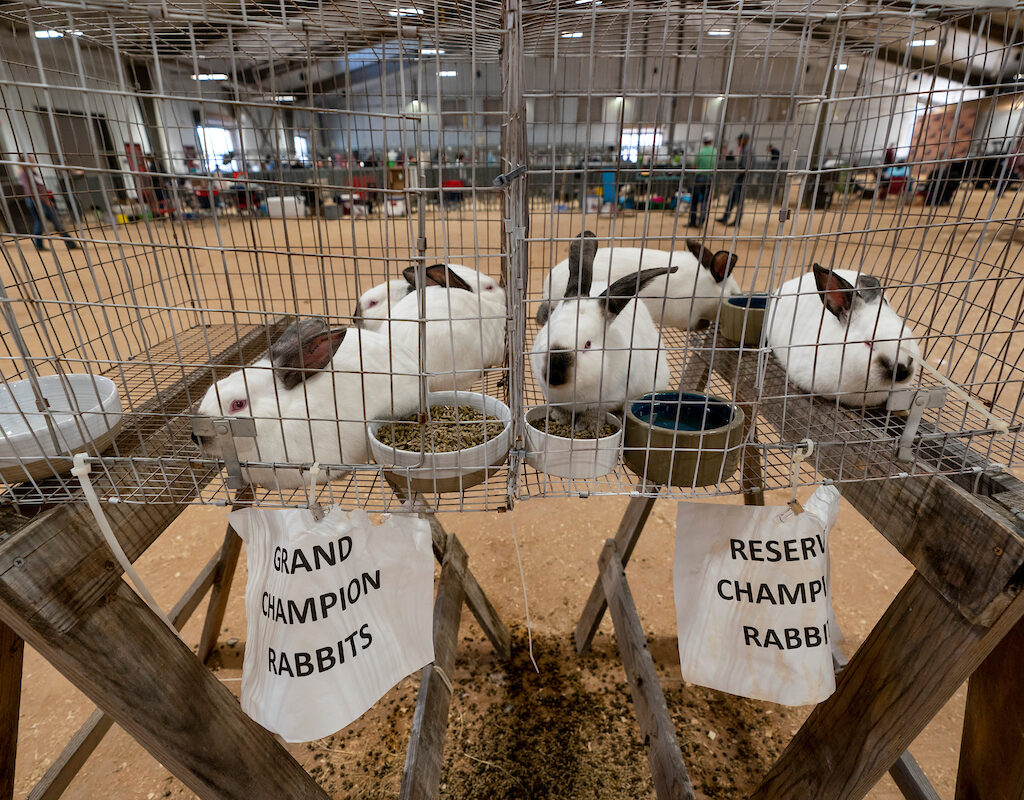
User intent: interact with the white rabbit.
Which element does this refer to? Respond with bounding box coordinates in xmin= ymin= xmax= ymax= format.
xmin=194 ymin=319 xmax=420 ymax=488
xmin=766 ymin=264 xmax=921 ymax=407
xmin=530 ymin=231 xmax=676 ymax=430
xmin=536 ymin=239 xmax=740 ymax=329
xmin=382 ymin=263 xmax=506 ymax=391
xmin=353 ymin=280 xmax=412 ymax=328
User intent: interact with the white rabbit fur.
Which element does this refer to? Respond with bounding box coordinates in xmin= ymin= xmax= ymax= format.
xmin=381 ymin=264 xmax=506 ymax=391
xmin=195 ymin=323 xmax=419 ymax=488
xmin=531 ymin=232 xmax=674 ymax=426
xmin=538 ymin=241 xmax=740 ymax=329
xmin=354 ymin=280 xmax=412 ymax=329
xmin=766 ymin=265 xmax=921 ymax=407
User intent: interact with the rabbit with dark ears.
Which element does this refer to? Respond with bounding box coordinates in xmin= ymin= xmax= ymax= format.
xmin=530 ymin=231 xmax=676 ymax=432
xmin=353 ymin=263 xmax=495 ymax=328
xmin=766 ymin=264 xmax=921 ymax=407
xmin=195 ymin=317 xmax=420 ymax=488
xmin=535 ymin=237 xmax=740 ymax=328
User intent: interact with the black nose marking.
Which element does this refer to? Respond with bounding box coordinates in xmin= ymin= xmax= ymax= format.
xmin=546 ymin=349 xmax=574 ymax=387
xmin=894 ymin=360 xmax=913 ymax=383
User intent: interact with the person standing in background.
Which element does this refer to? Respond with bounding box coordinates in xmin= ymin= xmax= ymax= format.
xmin=17 ymin=156 xmax=77 ymax=251
xmin=690 ymin=132 xmax=717 ymax=228
xmin=718 ymin=132 xmax=751 ymax=227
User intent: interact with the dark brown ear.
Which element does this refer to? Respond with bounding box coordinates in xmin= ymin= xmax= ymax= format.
xmin=686 ymin=239 xmax=712 ymax=268
xmin=271 ymin=319 xmax=348 ymax=390
xmin=565 ymin=230 xmax=598 ymax=299
xmin=601 ymin=266 xmax=679 ymax=318
xmin=855 ymin=274 xmax=883 ymax=303
xmin=813 ymin=264 xmax=856 ymax=320
xmin=709 ymin=250 xmax=738 ymax=283
xmin=401 ymin=265 xmax=419 ymax=287
xmin=423 ymin=264 xmax=473 ymax=291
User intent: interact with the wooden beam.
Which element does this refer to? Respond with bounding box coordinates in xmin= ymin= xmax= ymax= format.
xmin=955 ymin=613 xmax=1024 ymax=800
xmin=750 ymin=574 xmax=1024 ymax=800
xmin=599 ymin=541 xmax=695 ymax=800
xmin=575 ymin=492 xmax=658 ymax=655
xmin=0 ymin=620 xmax=23 ymax=800
xmin=890 ymin=752 xmax=942 ymax=800
xmin=399 ymin=534 xmax=467 ymax=800
xmin=425 ymin=512 xmax=511 ymax=661
xmin=0 ymin=578 xmax=328 ymax=800
xmin=26 ymin=545 xmax=222 ymax=800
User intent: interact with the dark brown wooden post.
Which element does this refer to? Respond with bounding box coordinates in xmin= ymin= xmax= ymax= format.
xmin=575 ymin=491 xmax=659 ymax=654
xmin=0 ymin=620 xmax=24 ymax=800
xmin=400 ymin=534 xmax=468 ymax=800
xmin=955 ymin=613 xmax=1024 ymax=800
xmin=599 ymin=541 xmax=695 ymax=800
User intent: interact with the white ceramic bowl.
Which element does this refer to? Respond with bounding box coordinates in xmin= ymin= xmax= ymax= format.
xmin=368 ymin=391 xmax=512 ymax=493
xmin=0 ymin=374 xmax=122 ymax=480
xmin=525 ymin=406 xmax=622 ymax=479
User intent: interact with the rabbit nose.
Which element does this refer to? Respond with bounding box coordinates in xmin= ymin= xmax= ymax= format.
xmin=545 ymin=350 xmax=574 ymax=386
xmin=894 ymin=361 xmax=913 ymax=383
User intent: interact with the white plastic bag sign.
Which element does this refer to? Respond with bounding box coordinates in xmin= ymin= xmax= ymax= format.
xmin=674 ymin=486 xmax=840 ymax=706
xmin=229 ymin=506 xmax=435 ymax=742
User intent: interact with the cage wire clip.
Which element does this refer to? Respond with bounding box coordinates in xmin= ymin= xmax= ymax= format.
xmin=307 ymin=462 xmax=325 ymax=521
xmin=492 ymin=164 xmax=527 ymax=187
xmin=191 ymin=416 xmax=257 ymax=490
xmin=886 ymin=388 xmax=947 ymax=462
xmin=789 ymin=438 xmax=815 ymax=515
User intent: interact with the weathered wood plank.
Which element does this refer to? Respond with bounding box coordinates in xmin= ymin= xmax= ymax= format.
xmin=697 ymin=337 xmax=1024 ymax=625
xmin=955 ymin=612 xmax=1024 ymax=800
xmin=750 ymin=574 xmax=1024 ymax=800
xmin=575 ymin=492 xmax=658 ymax=655
xmin=27 ymin=546 xmax=222 ymax=800
xmin=599 ymin=541 xmax=694 ymax=800
xmin=425 ymin=512 xmax=511 ymax=660
xmin=197 ymin=487 xmax=253 ymax=663
xmin=890 ymin=752 xmax=942 ymax=800
xmin=0 ymin=620 xmax=23 ymax=800
xmin=0 ymin=578 xmax=328 ymax=800
xmin=399 ymin=533 xmax=467 ymax=800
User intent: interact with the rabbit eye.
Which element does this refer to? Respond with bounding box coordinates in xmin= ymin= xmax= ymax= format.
xmin=367 ymin=300 xmax=378 ymax=307
xmin=584 ymin=340 xmax=592 ymax=350
xmin=229 ymin=399 xmax=248 ymax=413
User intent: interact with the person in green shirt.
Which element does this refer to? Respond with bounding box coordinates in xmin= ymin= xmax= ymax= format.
xmin=690 ymin=133 xmax=717 ymax=227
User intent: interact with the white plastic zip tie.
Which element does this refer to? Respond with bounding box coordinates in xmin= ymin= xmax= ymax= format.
xmin=432 ymin=663 xmax=454 ymax=695
xmin=789 ymin=438 xmax=814 ymax=512
xmin=917 ymin=359 xmax=1010 ymax=435
xmin=72 ymin=454 xmax=182 ymax=640
xmin=508 ymin=513 xmax=538 ymax=673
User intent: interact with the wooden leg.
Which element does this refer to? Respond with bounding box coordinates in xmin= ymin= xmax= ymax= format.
xmin=400 ymin=534 xmax=467 ymax=800
xmin=955 ymin=612 xmax=1024 ymax=800
xmin=0 ymin=581 xmax=327 ymax=800
xmin=426 ymin=513 xmax=511 ymax=660
xmin=27 ymin=547 xmax=222 ymax=800
xmin=0 ymin=620 xmax=24 ymax=800
xmin=890 ymin=752 xmax=941 ymax=800
xmin=575 ymin=492 xmax=658 ymax=655
xmin=741 ymin=416 xmax=765 ymax=507
xmin=197 ymin=486 xmax=253 ymax=664
xmin=599 ymin=541 xmax=695 ymax=800
xmin=750 ymin=574 xmax=1024 ymax=800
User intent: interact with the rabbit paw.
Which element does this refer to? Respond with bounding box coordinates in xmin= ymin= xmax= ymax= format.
xmin=572 ymin=408 xmax=605 ymax=436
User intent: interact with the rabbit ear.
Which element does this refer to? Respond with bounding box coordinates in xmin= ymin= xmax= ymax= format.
xmin=601 ymin=266 xmax=679 ymax=318
xmin=565 ymin=230 xmax=597 ymax=298
xmin=401 ymin=265 xmax=419 ymax=287
xmin=813 ymin=264 xmax=856 ymax=320
xmin=424 ymin=264 xmax=473 ymax=291
xmin=709 ymin=250 xmax=738 ymax=283
xmin=686 ymin=239 xmax=713 ymax=267
xmin=271 ymin=319 xmax=348 ymax=389
xmin=855 ymin=274 xmax=884 ymax=303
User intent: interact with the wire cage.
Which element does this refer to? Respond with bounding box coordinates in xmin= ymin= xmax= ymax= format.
xmin=0 ymin=0 xmax=1019 ymax=513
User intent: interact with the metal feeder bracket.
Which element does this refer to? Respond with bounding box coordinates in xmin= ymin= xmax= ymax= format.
xmin=191 ymin=416 xmax=258 ymax=489
xmin=886 ymin=387 xmax=948 ymax=462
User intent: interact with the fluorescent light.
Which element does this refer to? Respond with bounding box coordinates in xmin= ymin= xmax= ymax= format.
xmin=421 ymin=47 xmax=445 ymax=55
xmin=34 ymin=29 xmax=63 ymax=38
xmin=389 ymin=6 xmax=424 ymax=16
xmin=191 ymin=73 xmax=228 ymax=81
xmin=274 ymin=95 xmax=295 ymax=102
xmin=910 ymin=39 xmax=938 ymax=47
xmin=1016 ymin=73 xmax=1024 ymax=79
xmin=438 ymin=70 xmax=457 ymax=77
xmin=708 ymin=29 xmax=731 ymax=36
xmin=575 ymin=0 xmax=602 ymax=4
xmin=834 ymin=63 xmax=848 ymax=71
xmin=561 ymin=31 xmax=583 ymax=38
xmin=68 ymin=30 xmax=83 ymax=36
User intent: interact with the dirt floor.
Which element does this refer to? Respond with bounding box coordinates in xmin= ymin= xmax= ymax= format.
xmin=6 ymin=188 xmax=1019 ymax=797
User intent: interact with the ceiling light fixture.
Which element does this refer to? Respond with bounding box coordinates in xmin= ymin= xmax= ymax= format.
xmin=389 ymin=7 xmax=424 ymax=16
xmin=910 ymin=39 xmax=938 ymax=47
xmin=191 ymin=73 xmax=228 ymax=81
xmin=561 ymin=31 xmax=584 ymax=38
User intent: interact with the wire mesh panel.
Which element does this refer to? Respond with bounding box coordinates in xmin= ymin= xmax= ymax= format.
xmin=0 ymin=0 xmax=1020 ymax=511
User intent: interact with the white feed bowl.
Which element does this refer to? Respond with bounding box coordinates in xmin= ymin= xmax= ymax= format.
xmin=368 ymin=391 xmax=511 ymax=493
xmin=524 ymin=406 xmax=622 ymax=479
xmin=0 ymin=374 xmax=122 ymax=477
